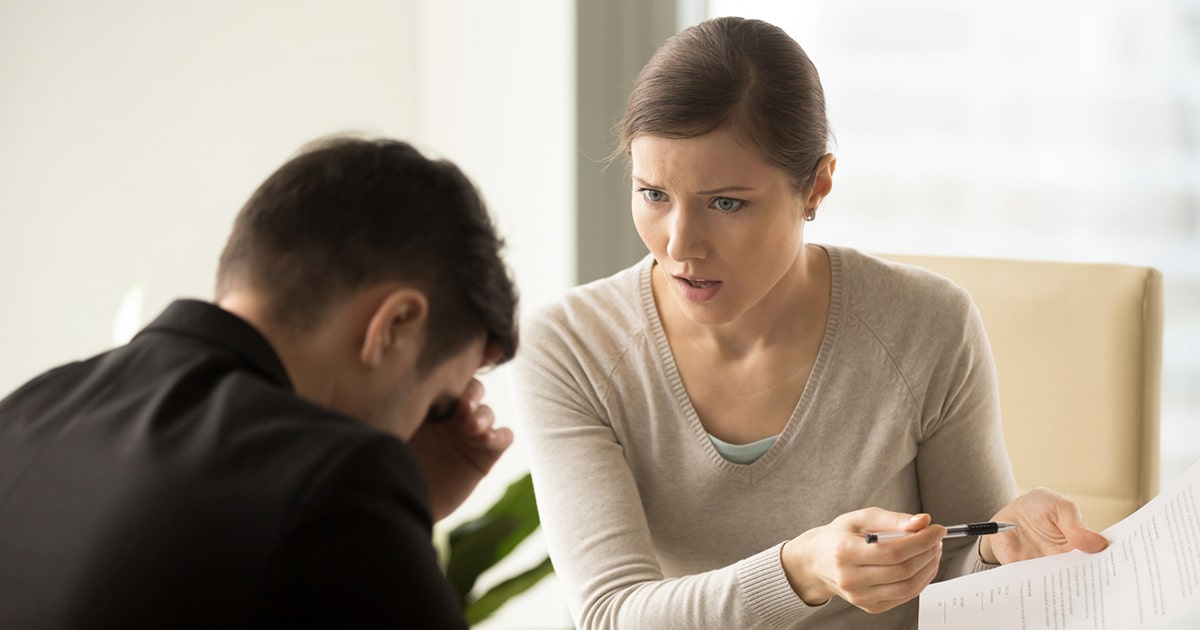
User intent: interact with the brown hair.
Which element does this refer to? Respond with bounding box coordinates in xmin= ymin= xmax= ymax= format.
xmin=614 ymin=16 xmax=832 ymax=192
xmin=216 ymin=135 xmax=518 ymax=372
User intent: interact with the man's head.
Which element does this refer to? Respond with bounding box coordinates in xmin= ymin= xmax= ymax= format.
xmin=217 ymin=135 xmax=517 ymax=370
xmin=215 ymin=136 xmax=518 ymax=436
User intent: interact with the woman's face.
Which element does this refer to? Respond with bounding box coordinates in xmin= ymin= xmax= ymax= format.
xmin=630 ymin=127 xmax=823 ymax=328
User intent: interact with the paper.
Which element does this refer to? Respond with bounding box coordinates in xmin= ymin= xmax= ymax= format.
xmin=919 ymin=458 xmax=1200 ymax=629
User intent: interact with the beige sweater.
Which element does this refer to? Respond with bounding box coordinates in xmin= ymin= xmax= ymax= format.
xmin=511 ymin=246 xmax=1017 ymax=629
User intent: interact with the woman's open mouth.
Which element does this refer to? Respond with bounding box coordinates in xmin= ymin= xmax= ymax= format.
xmin=673 ymin=274 xmax=722 ymax=301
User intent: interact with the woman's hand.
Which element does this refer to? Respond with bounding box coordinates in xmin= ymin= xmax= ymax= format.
xmin=980 ymin=487 xmax=1108 ymax=564
xmin=781 ymin=509 xmax=946 ymax=614
xmin=406 ymin=376 xmax=513 ymax=522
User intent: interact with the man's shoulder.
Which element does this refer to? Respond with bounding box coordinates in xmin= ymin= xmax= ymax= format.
xmin=0 ymin=326 xmax=421 ymax=525
xmin=0 ymin=340 xmax=432 ymax=628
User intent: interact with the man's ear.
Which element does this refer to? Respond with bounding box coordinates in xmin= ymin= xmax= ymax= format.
xmin=360 ymin=288 xmax=429 ymax=368
xmin=804 ymin=153 xmax=837 ymax=211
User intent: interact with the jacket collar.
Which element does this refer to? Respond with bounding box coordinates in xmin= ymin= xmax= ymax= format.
xmin=135 ymin=299 xmax=293 ymax=391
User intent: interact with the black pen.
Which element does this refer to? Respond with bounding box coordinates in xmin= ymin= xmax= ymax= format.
xmin=864 ymin=521 xmax=1016 ymax=544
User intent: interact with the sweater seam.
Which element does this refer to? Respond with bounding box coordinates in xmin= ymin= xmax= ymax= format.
xmin=845 ymin=306 xmax=921 ymax=414
xmin=595 ymin=327 xmax=648 ymax=408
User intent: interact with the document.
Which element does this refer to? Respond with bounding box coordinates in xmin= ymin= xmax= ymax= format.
xmin=920 ymin=458 xmax=1200 ymax=629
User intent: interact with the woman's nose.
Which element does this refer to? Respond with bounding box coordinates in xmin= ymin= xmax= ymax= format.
xmin=666 ymin=207 xmax=707 ymax=262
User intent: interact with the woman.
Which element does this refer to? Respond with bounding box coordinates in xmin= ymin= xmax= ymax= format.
xmin=512 ymin=16 xmax=1106 ymax=629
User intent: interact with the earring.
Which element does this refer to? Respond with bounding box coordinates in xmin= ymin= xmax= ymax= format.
xmin=804 ymin=208 xmax=816 ymax=222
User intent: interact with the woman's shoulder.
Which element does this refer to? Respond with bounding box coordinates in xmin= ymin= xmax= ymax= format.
xmin=831 ymin=245 xmax=977 ymax=328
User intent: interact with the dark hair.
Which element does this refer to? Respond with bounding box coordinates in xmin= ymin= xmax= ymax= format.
xmin=216 ymin=135 xmax=518 ymax=372
xmin=614 ymin=16 xmax=832 ymax=192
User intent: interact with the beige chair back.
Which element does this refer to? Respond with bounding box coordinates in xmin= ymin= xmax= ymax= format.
xmin=880 ymin=254 xmax=1163 ymax=531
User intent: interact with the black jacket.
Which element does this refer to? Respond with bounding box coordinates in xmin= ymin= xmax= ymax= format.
xmin=0 ymin=300 xmax=466 ymax=629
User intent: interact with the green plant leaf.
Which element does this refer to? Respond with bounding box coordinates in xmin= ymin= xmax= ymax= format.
xmin=445 ymin=473 xmax=543 ymax=605
xmin=446 ymin=514 xmax=519 ymax=601
xmin=465 ymin=555 xmax=555 ymax=626
xmin=479 ymin=472 xmax=540 ymax=562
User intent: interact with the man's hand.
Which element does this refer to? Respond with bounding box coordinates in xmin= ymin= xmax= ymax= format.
xmin=406 ymin=377 xmax=513 ymax=522
xmin=980 ymin=487 xmax=1108 ymax=565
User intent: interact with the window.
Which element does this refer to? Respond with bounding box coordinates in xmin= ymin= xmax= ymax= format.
xmin=707 ymin=0 xmax=1200 ymax=481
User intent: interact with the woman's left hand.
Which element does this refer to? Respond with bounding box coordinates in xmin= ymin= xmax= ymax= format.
xmin=980 ymin=487 xmax=1109 ymax=565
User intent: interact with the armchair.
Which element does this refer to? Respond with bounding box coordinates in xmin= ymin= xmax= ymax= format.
xmin=880 ymin=254 xmax=1163 ymax=531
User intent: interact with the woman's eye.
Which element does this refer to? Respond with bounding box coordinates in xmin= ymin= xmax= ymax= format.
xmin=640 ymin=188 xmax=667 ymax=203
xmin=712 ymin=197 xmax=744 ymax=212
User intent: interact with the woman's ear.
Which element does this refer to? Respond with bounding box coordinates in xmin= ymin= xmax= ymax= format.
xmin=804 ymin=153 xmax=837 ymax=212
xmin=360 ymin=288 xmax=429 ymax=368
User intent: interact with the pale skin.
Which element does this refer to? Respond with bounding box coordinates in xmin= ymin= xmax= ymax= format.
xmin=218 ymin=282 xmax=512 ymax=522
xmin=630 ymin=126 xmax=1108 ymax=614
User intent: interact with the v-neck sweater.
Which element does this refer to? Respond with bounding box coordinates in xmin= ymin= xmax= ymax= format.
xmin=511 ymin=245 xmax=1017 ymax=629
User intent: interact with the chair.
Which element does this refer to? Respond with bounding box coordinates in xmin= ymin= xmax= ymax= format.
xmin=880 ymin=254 xmax=1163 ymax=531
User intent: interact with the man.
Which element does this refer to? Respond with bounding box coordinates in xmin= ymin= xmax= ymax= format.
xmin=0 ymin=136 xmax=519 ymax=628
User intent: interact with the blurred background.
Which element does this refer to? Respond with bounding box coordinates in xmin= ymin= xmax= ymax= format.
xmin=2 ymin=1 xmax=1196 ymax=628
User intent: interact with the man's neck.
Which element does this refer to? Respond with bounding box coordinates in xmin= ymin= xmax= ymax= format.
xmin=215 ymin=290 xmax=343 ymax=408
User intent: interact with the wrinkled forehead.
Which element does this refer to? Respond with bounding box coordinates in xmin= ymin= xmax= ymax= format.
xmin=629 ymin=129 xmax=788 ymax=191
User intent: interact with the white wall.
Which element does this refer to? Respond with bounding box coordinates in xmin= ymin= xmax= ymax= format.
xmin=0 ymin=0 xmax=576 ymax=390
xmin=412 ymin=3 xmax=576 ymax=629
xmin=1 ymin=1 xmax=574 ymax=628
xmin=414 ymin=2 xmax=575 ymax=314
xmin=0 ymin=0 xmax=421 ymax=391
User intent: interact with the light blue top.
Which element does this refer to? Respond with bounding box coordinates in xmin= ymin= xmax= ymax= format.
xmin=707 ymin=433 xmax=779 ymax=465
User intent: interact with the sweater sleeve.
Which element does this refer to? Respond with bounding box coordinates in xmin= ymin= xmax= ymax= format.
xmin=911 ymin=287 xmax=1019 ymax=581
xmin=511 ymin=307 xmax=819 ymax=630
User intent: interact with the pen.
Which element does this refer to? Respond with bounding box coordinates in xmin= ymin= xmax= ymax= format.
xmin=864 ymin=521 xmax=1016 ymax=544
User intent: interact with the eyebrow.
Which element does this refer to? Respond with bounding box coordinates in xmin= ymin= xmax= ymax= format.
xmin=631 ymin=176 xmax=754 ymax=196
